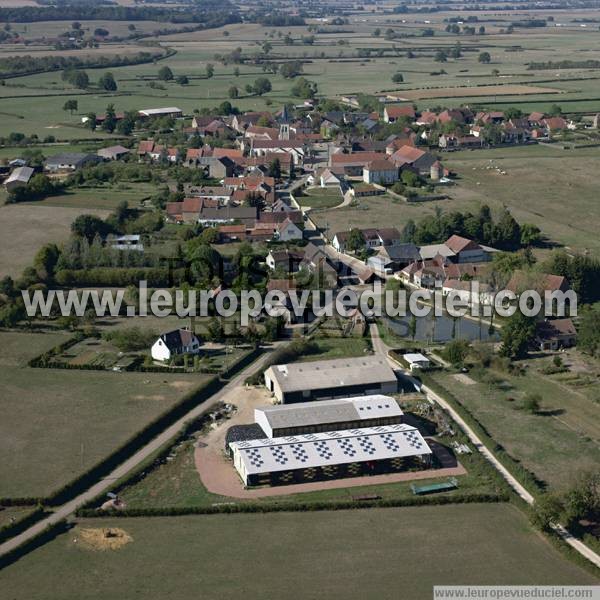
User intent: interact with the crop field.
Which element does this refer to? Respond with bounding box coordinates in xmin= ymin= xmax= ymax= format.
xmin=1 ymin=10 xmax=600 ymax=141
xmin=431 ymin=367 xmax=600 ymax=492
xmin=0 ymin=201 xmax=110 ymax=278
xmin=0 ymin=505 xmax=596 ymax=599
xmin=0 ymin=330 xmax=212 ymax=498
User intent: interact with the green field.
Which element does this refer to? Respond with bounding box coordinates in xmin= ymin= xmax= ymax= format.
xmin=1 ymin=505 xmax=596 ymax=599
xmin=22 ymin=183 xmax=157 ymax=211
xmin=0 ymin=330 xmax=212 ymax=498
xmin=0 ymin=200 xmax=109 ymax=278
xmin=430 ymin=364 xmax=600 ymax=492
xmin=298 ymin=186 xmax=343 ymax=210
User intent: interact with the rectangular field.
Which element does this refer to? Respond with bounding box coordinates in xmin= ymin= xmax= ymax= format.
xmin=389 ymin=84 xmax=561 ymax=101
xmin=0 ymin=505 xmax=596 ymax=599
xmin=0 ymin=331 xmax=212 ymax=498
xmin=430 ymin=368 xmax=600 ymax=491
xmin=0 ymin=202 xmax=110 ymax=278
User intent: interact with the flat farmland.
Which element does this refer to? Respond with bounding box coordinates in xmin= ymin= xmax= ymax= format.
xmin=3 ymin=12 xmax=600 ymax=141
xmin=0 ymin=505 xmax=596 ymax=599
xmin=391 ymin=84 xmax=561 ymax=101
xmin=7 ymin=20 xmax=173 ymax=39
xmin=0 ymin=330 xmax=212 ymax=498
xmin=444 ymin=145 xmax=600 ymax=256
xmin=22 ymin=183 xmax=158 ymax=211
xmin=0 ymin=201 xmax=109 ymax=278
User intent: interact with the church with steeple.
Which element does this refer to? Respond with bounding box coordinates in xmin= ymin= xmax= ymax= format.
xmin=278 ymin=104 xmax=291 ymax=140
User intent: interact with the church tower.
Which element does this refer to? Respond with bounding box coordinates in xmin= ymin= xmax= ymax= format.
xmin=279 ymin=104 xmax=290 ymax=141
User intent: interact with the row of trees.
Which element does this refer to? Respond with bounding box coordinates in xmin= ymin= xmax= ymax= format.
xmin=401 ymin=205 xmax=538 ymax=251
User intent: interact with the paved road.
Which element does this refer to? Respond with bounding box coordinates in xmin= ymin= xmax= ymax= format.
xmin=370 ymin=324 xmax=600 ymax=569
xmin=0 ymin=348 xmax=280 ymax=558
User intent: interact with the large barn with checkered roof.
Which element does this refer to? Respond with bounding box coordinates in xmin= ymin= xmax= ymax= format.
xmin=229 ymin=424 xmax=432 ymax=487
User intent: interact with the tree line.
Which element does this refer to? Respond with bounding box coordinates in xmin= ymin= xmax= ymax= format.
xmin=401 ymin=205 xmax=540 ymax=252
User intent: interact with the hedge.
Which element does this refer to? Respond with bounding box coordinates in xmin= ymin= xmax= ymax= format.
xmin=0 ymin=520 xmax=69 ymax=570
xmin=0 ymin=507 xmax=46 ymax=545
xmin=419 ymin=373 xmax=544 ymax=497
xmin=77 ymin=492 xmax=508 ymax=519
xmin=44 ymin=375 xmax=221 ymax=506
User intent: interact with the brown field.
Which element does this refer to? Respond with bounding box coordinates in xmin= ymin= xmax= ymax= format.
xmin=389 ymin=85 xmax=562 ymax=101
xmin=0 ymin=202 xmax=109 ymax=278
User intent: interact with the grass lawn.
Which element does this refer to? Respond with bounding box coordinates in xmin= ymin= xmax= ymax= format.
xmin=444 ymin=145 xmax=600 ymax=257
xmin=298 ymin=187 xmax=343 ymax=210
xmin=0 ymin=506 xmax=37 ymax=529
xmin=0 ymin=330 xmax=213 ymax=499
xmin=293 ymin=335 xmax=373 ymax=362
xmin=1 ymin=504 xmax=596 ymax=599
xmin=21 ymin=183 xmax=157 ymax=211
xmin=430 ymin=367 xmax=600 ymax=492
xmin=0 ymin=201 xmax=109 ymax=278
xmin=314 ymin=144 xmax=600 ymax=258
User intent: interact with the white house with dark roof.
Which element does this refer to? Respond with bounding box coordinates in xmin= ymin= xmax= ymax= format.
xmin=151 ymin=328 xmax=200 ymax=362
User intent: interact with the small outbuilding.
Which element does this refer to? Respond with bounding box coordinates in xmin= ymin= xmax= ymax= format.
xmin=403 ymin=353 xmax=431 ymax=372
xmin=3 ymin=166 xmax=34 ymax=192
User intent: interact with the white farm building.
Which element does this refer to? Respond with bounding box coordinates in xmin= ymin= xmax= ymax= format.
xmin=230 ymin=424 xmax=432 ymax=487
xmin=254 ymin=395 xmax=404 ymax=438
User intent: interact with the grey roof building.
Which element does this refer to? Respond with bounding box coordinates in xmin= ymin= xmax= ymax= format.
xmin=97 ymin=145 xmax=130 ymax=161
xmin=4 ymin=166 xmax=34 ymax=192
xmin=264 ymin=356 xmax=398 ymax=403
xmin=44 ymin=153 xmax=101 ymax=171
xmin=254 ymin=395 xmax=403 ymax=437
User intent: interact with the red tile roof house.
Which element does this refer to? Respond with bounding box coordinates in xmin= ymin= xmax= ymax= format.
xmin=384 ymin=105 xmax=416 ymax=123
xmin=389 ymin=146 xmax=438 ymax=176
xmin=415 ymin=111 xmax=438 ymax=126
xmin=543 ymin=117 xmax=568 ymax=133
xmin=217 ymin=224 xmax=248 ymax=242
xmin=330 ymin=151 xmax=386 ymax=177
xmin=245 ymin=125 xmax=280 ymax=140
xmin=267 ymin=278 xmax=297 ymax=293
xmin=506 ymin=272 xmax=571 ymax=295
xmin=535 ymin=318 xmax=577 ymax=351
xmin=444 ymin=235 xmax=490 ymax=263
xmin=223 ymin=176 xmax=276 ymax=204
xmin=137 ymin=140 xmax=155 ymax=157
